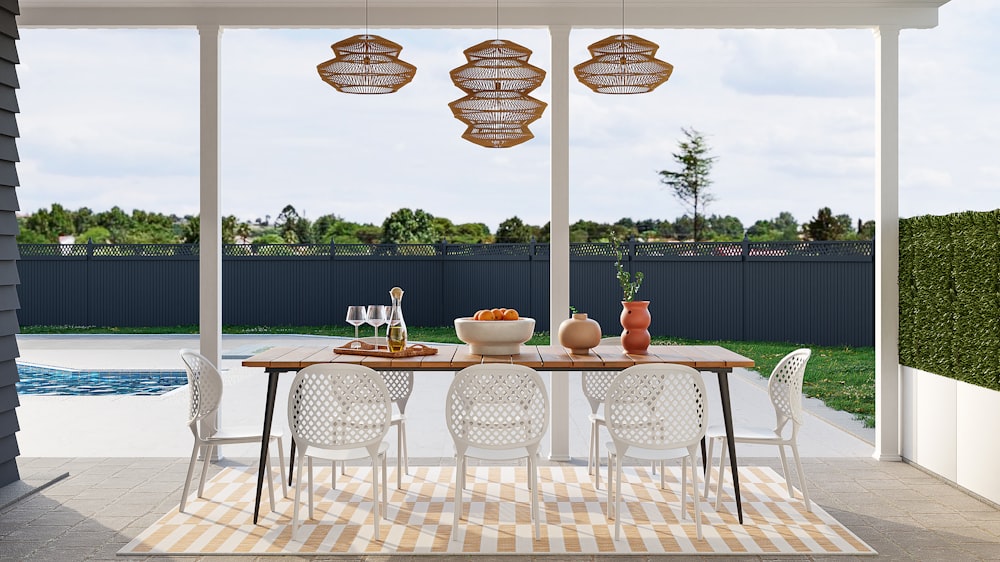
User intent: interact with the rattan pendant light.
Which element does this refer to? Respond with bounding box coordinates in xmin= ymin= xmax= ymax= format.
xmin=316 ymin=1 xmax=416 ymax=94
xmin=574 ymin=1 xmax=673 ymax=94
xmin=448 ymin=2 xmax=546 ymax=148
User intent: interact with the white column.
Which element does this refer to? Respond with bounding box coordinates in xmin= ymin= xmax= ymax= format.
xmin=873 ymin=25 xmax=901 ymax=462
xmin=548 ymin=24 xmax=571 ymax=461
xmin=198 ymin=26 xmax=223 ymax=371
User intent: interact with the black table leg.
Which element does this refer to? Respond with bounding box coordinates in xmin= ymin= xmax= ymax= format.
xmin=288 ymin=440 xmax=296 ymax=487
xmin=253 ymin=370 xmax=281 ymax=525
xmin=717 ymin=370 xmax=744 ymax=524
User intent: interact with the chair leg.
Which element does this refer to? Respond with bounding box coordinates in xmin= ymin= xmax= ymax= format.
xmin=197 ymin=444 xmax=214 ymax=498
xmin=396 ymin=422 xmax=403 ymax=490
xmin=587 ymin=420 xmax=596 ymax=476
xmin=330 ymin=461 xmax=337 ymax=490
xmin=531 ymin=455 xmax=540 ymax=540
xmin=778 ymin=444 xmax=793 ymax=498
xmin=703 ymin=436 xmax=716 ymax=499
xmin=275 ymin=437 xmax=288 ymax=499
xmin=716 ymin=438 xmax=728 ymax=511
xmin=180 ymin=441 xmax=200 ymax=513
xmin=265 ymin=452 xmax=276 ymax=511
xmin=307 ymin=457 xmax=314 ymax=521
xmin=292 ymin=451 xmax=305 ymax=537
xmin=690 ymin=452 xmax=703 ymax=540
xmin=614 ymin=454 xmax=624 ymax=541
xmin=371 ymin=455 xmax=381 ymax=541
xmin=452 ymin=455 xmax=464 ymax=541
xmin=680 ymin=457 xmax=688 ymax=520
xmin=790 ymin=442 xmax=812 ymax=512
xmin=401 ymin=419 xmax=409 ymax=475
xmin=660 ymin=459 xmax=666 ymax=490
xmin=382 ymin=453 xmax=388 ymax=515
xmin=606 ymin=451 xmax=614 ymax=520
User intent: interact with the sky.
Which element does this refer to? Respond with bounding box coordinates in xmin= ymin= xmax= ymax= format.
xmin=13 ymin=0 xmax=1000 ymax=233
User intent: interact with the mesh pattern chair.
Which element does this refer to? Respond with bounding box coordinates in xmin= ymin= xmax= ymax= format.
xmin=178 ymin=349 xmax=287 ymax=513
xmin=705 ymin=348 xmax=813 ymax=512
xmin=605 ymin=364 xmax=709 ymax=541
xmin=446 ymin=364 xmax=549 ymax=541
xmin=287 ymin=364 xmax=392 ymax=539
xmin=330 ymin=339 xmax=413 ymax=490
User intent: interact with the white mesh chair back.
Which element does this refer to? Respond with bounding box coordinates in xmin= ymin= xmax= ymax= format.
xmin=446 ymin=364 xmax=549 ymax=453
xmin=581 ymin=370 xmax=617 ymax=415
xmin=768 ymin=349 xmax=812 ymax=430
xmin=287 ymin=364 xmax=392 ymax=456
xmin=381 ymin=369 xmax=414 ymax=413
xmin=605 ymin=364 xmax=708 ymax=450
xmin=179 ymin=349 xmax=224 ymax=435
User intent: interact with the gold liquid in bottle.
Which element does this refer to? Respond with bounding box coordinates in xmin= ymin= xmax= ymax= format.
xmin=387 ymin=286 xmax=407 ymax=352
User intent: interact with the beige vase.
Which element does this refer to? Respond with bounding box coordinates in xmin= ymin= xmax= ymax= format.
xmin=558 ymin=313 xmax=602 ymax=355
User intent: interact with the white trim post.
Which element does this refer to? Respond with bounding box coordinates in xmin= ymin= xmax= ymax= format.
xmin=198 ymin=24 xmax=223 ymax=447
xmin=873 ymin=25 xmax=902 ymax=462
xmin=548 ymin=24 xmax=571 ymax=461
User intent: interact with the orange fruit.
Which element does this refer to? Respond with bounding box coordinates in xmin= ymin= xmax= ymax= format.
xmin=478 ymin=309 xmax=496 ymax=321
xmin=491 ymin=308 xmax=503 ymax=320
xmin=473 ymin=310 xmax=484 ymax=320
xmin=498 ymin=308 xmax=508 ymax=318
xmin=503 ymin=309 xmax=519 ymax=321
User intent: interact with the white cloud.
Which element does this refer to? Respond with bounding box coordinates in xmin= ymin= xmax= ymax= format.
xmin=15 ymin=8 xmax=1000 ymax=234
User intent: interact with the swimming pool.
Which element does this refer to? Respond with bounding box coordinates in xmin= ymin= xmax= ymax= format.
xmin=15 ymin=363 xmax=189 ymax=396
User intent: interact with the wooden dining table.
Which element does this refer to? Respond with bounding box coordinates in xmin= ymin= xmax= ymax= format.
xmin=242 ymin=343 xmax=755 ymax=525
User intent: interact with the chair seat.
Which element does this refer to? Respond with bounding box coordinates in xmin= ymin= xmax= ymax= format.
xmin=206 ymin=425 xmax=282 ymax=443
xmin=304 ymin=441 xmax=389 ymax=462
xmin=606 ymin=442 xmax=690 ymax=462
xmin=706 ymin=425 xmax=787 ymax=443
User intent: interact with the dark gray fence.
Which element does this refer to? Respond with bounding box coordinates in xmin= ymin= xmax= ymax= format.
xmin=15 ymin=239 xmax=875 ymax=346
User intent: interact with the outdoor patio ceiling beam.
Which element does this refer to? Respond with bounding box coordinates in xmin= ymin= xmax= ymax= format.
xmin=17 ymin=2 xmax=945 ymax=30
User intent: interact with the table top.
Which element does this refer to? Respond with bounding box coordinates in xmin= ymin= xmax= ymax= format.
xmin=241 ymin=344 xmax=754 ymax=372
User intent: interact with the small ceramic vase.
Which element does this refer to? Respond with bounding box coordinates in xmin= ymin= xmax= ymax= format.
xmin=620 ymin=301 xmax=651 ymax=354
xmin=558 ymin=313 xmax=602 ymax=355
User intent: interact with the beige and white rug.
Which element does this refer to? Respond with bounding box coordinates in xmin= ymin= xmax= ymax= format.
xmin=121 ymin=465 xmax=875 ymax=556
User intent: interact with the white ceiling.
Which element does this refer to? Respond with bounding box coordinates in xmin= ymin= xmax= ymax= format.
xmin=17 ymin=0 xmax=951 ymax=29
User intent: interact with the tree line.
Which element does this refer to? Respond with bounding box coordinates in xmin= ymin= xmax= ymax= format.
xmin=15 ymin=129 xmax=874 ymax=245
xmin=15 ymin=202 xmax=873 ymax=245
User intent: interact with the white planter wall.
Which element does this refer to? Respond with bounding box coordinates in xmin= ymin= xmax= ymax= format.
xmin=901 ymin=366 xmax=1000 ymax=504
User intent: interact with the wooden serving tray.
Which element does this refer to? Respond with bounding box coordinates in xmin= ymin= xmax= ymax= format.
xmin=333 ymin=340 xmax=439 ymax=358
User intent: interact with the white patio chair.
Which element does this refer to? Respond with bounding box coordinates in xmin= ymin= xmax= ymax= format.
xmin=605 ymin=364 xmax=709 ymax=541
xmin=446 ymin=363 xmax=549 ymax=541
xmin=705 ymin=348 xmax=813 ymax=512
xmin=582 ymin=337 xmax=659 ymax=488
xmin=328 ymin=338 xmax=413 ymax=491
xmin=287 ymin=363 xmax=392 ymax=539
xmin=178 ymin=349 xmax=287 ymax=513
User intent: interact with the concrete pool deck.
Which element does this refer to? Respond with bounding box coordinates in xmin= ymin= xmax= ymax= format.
xmin=13 ymin=333 xmax=875 ymax=459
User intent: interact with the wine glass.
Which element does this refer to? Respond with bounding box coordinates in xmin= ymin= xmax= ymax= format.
xmin=346 ymin=306 xmax=367 ymax=339
xmin=366 ymin=305 xmax=387 ymax=343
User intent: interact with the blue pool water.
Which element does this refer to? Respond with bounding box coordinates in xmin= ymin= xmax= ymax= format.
xmin=15 ymin=363 xmax=189 ymax=396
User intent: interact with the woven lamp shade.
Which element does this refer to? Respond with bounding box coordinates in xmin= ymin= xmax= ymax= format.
xmin=317 ymin=34 xmax=416 ymax=94
xmin=449 ymin=90 xmax=547 ymax=126
xmin=449 ymin=38 xmax=546 ymax=148
xmin=462 ymin=122 xmax=534 ymax=149
xmin=574 ymin=34 xmax=673 ymax=94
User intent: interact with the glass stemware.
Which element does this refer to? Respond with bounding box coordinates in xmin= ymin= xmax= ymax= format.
xmin=346 ymin=306 xmax=367 ymax=339
xmin=366 ymin=305 xmax=387 ymax=343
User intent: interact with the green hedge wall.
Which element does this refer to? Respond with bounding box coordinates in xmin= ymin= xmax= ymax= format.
xmin=899 ymin=209 xmax=1000 ymax=391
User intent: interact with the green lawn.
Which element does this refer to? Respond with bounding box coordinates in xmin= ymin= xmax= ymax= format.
xmin=20 ymin=324 xmax=875 ymax=427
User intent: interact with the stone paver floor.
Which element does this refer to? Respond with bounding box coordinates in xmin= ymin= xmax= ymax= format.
xmin=3 ymin=455 xmax=1000 ymax=561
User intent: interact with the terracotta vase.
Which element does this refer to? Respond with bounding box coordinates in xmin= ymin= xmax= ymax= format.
xmin=557 ymin=313 xmax=602 ymax=355
xmin=620 ymin=300 xmax=651 ymax=354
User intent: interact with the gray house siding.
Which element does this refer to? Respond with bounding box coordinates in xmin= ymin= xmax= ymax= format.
xmin=0 ymin=0 xmax=19 ymax=487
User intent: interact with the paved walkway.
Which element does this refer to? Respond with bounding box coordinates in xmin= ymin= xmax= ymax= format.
xmin=3 ymin=335 xmax=999 ymax=560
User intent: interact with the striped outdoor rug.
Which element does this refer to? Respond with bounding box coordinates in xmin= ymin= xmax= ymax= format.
xmin=120 ymin=465 xmax=875 ymax=556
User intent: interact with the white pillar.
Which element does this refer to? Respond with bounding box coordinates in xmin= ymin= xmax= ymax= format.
xmin=873 ymin=25 xmax=901 ymax=462
xmin=198 ymin=26 xmax=223 ymax=362
xmin=548 ymin=24 xmax=571 ymax=461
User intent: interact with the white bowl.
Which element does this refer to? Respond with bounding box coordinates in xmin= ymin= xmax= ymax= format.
xmin=454 ymin=317 xmax=536 ymax=355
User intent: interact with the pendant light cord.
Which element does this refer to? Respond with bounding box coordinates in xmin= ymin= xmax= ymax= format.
xmin=365 ymin=0 xmax=369 ymax=36
xmin=496 ymin=0 xmax=500 ymax=41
